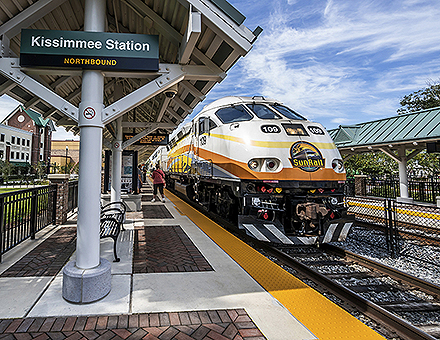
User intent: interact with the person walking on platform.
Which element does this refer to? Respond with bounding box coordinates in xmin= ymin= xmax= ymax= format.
xmin=151 ymin=163 xmax=166 ymax=202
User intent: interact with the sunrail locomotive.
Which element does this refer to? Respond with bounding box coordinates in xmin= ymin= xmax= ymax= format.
xmin=164 ymin=96 xmax=353 ymax=245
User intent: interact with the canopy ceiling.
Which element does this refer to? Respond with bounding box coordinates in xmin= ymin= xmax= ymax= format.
xmin=0 ymin=0 xmax=261 ymax=161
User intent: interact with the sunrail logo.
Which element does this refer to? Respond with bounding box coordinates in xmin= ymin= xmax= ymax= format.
xmin=289 ymin=141 xmax=325 ymax=172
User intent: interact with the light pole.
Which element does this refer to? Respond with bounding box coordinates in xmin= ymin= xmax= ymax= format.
xmin=65 ymin=146 xmax=69 ymax=174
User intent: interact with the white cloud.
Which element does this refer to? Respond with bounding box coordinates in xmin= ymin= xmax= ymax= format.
xmin=229 ymin=0 xmax=440 ymax=129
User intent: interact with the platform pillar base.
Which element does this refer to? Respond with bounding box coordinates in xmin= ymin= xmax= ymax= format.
xmin=62 ymin=259 xmax=111 ymax=304
xmin=396 ymin=197 xmax=414 ymax=204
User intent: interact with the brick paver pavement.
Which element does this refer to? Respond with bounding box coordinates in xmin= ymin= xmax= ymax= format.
xmin=0 ymin=309 xmax=265 ymax=340
xmin=133 ymin=226 xmax=213 ymax=273
xmin=142 ymin=205 xmax=173 ymax=219
xmin=0 ymin=227 xmax=76 ymax=277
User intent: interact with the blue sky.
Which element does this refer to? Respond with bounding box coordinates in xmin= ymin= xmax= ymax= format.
xmin=1 ymin=0 xmax=440 ymax=138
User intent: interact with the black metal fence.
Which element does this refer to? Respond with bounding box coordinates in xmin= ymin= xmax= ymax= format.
xmin=67 ymin=180 xmax=79 ymax=213
xmin=345 ymin=176 xmax=440 ymax=204
xmin=0 ymin=185 xmax=57 ymax=262
xmin=346 ymin=196 xmax=440 ymax=266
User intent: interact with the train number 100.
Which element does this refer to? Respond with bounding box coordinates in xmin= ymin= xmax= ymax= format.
xmin=261 ymin=125 xmax=281 ymax=133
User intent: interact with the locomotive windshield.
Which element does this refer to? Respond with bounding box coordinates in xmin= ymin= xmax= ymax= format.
xmin=215 ymin=105 xmax=253 ymax=124
xmin=270 ymin=104 xmax=306 ymax=120
xmin=246 ymin=104 xmax=281 ymax=119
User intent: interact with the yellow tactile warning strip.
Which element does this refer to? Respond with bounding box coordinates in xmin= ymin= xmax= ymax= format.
xmin=166 ymin=190 xmax=385 ymax=340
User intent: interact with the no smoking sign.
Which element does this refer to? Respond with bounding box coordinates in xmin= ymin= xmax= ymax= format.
xmin=83 ymin=107 xmax=96 ymax=119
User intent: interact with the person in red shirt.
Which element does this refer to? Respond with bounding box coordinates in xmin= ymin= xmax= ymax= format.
xmin=151 ymin=163 xmax=166 ymax=202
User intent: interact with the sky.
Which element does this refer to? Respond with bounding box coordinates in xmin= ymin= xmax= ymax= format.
xmin=1 ymin=0 xmax=440 ymax=138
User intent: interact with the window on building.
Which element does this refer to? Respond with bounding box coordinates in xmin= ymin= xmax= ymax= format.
xmin=17 ymin=137 xmax=20 ymax=145
xmin=40 ymin=155 xmax=43 ymax=161
xmin=26 ymin=139 xmax=30 ymax=147
xmin=11 ymin=136 xmax=15 ymax=144
xmin=0 ymin=150 xmax=4 ymax=159
xmin=21 ymin=153 xmax=24 ymax=160
xmin=10 ymin=151 xmax=14 ymax=159
xmin=0 ymin=134 xmax=4 ymax=142
xmin=22 ymin=138 xmax=25 ymax=146
xmin=40 ymin=142 xmax=43 ymax=148
xmin=26 ymin=153 xmax=29 ymax=161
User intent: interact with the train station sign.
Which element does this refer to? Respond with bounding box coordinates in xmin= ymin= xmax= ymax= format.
xmin=20 ymin=29 xmax=159 ymax=71
xmin=123 ymin=133 xmax=168 ymax=146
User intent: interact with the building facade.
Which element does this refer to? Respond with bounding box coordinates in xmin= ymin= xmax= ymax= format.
xmin=2 ymin=105 xmax=55 ymax=167
xmin=0 ymin=124 xmax=33 ymax=165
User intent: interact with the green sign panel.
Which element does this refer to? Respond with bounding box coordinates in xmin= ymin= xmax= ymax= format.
xmin=20 ymin=29 xmax=159 ymax=71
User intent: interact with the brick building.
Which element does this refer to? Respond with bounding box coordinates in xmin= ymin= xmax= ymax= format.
xmin=2 ymin=105 xmax=55 ymax=168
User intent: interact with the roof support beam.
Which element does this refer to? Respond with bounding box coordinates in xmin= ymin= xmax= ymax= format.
xmin=180 ymin=80 xmax=205 ymax=101
xmin=121 ymin=122 xmax=175 ymax=129
xmin=0 ymin=0 xmax=68 ymax=39
xmin=102 ymin=64 xmax=185 ymax=125
xmin=102 ymin=64 xmax=223 ymax=125
xmin=182 ymin=0 xmax=254 ymax=54
xmin=156 ymin=96 xmax=172 ymax=122
xmin=0 ymin=57 xmax=78 ymax=122
xmin=179 ymin=5 xmax=201 ymax=64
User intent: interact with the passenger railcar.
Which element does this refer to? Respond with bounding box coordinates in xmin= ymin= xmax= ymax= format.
xmin=163 ymin=96 xmax=353 ymax=245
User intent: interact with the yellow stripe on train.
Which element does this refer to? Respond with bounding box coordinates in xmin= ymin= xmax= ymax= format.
xmin=209 ymin=133 xmax=337 ymax=149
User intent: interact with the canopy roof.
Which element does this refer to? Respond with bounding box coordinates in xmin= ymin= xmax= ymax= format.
xmin=0 ymin=0 xmax=261 ymax=160
xmin=328 ymin=107 xmax=440 ymax=154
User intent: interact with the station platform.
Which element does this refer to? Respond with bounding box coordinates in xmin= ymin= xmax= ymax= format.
xmin=0 ymin=182 xmax=385 ymax=340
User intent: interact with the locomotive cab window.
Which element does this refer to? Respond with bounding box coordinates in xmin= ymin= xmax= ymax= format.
xmin=198 ymin=117 xmax=217 ymax=135
xmin=271 ymin=104 xmax=306 ymax=120
xmin=215 ymin=105 xmax=253 ymax=124
xmin=246 ymin=104 xmax=281 ymax=119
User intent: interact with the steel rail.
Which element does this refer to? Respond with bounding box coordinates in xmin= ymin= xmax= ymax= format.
xmin=322 ymin=244 xmax=440 ymax=297
xmin=259 ymin=243 xmax=437 ymax=340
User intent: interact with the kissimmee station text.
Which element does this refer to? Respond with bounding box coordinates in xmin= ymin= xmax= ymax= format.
xmin=20 ymin=29 xmax=159 ymax=71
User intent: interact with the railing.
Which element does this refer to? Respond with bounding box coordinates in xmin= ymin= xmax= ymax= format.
xmin=0 ymin=185 xmax=57 ymax=262
xmin=346 ymin=196 xmax=440 ymax=265
xmin=67 ymin=180 xmax=79 ymax=213
xmin=346 ymin=176 xmax=440 ymax=204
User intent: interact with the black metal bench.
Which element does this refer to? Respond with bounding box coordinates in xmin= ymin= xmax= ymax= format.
xmin=101 ymin=201 xmax=127 ymax=231
xmin=100 ymin=216 xmax=121 ymax=262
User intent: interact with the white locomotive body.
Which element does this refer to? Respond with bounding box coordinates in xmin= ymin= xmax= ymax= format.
xmin=164 ymin=96 xmax=353 ymax=245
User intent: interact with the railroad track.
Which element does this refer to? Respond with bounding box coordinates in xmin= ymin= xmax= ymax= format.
xmin=354 ymin=214 xmax=440 ymax=246
xmin=257 ymin=242 xmax=440 ymax=340
xmin=168 ymin=188 xmax=440 ymax=339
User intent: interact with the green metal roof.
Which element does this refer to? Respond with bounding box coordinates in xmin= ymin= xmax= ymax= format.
xmin=328 ymin=107 xmax=440 ymax=151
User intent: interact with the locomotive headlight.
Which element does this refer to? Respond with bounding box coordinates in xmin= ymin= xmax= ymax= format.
xmin=266 ymin=159 xmax=277 ymax=170
xmin=248 ymin=159 xmax=260 ymax=171
xmin=329 ymin=197 xmax=339 ymax=205
xmin=331 ymin=159 xmax=345 ymax=173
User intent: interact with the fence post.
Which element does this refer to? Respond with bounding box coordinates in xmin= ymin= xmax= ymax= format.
xmin=0 ymin=196 xmax=3 ymax=262
xmin=52 ymin=185 xmax=57 ymax=225
xmin=354 ymin=175 xmax=367 ymax=196
xmin=48 ymin=174 xmax=70 ymax=225
xmin=30 ymin=190 xmax=37 ymax=240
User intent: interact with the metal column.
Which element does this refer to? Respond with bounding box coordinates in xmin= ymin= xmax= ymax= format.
xmin=111 ymin=117 xmax=123 ymax=202
xmin=62 ymin=0 xmax=112 ymax=303
xmin=111 ymin=82 xmax=123 ymax=202
xmin=397 ymin=147 xmax=412 ymax=203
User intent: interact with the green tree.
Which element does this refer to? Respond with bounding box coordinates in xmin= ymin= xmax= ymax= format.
xmin=33 ymin=162 xmax=47 ymax=183
xmin=397 ymin=82 xmax=440 ymax=114
xmin=344 ymin=152 xmax=397 ymax=177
